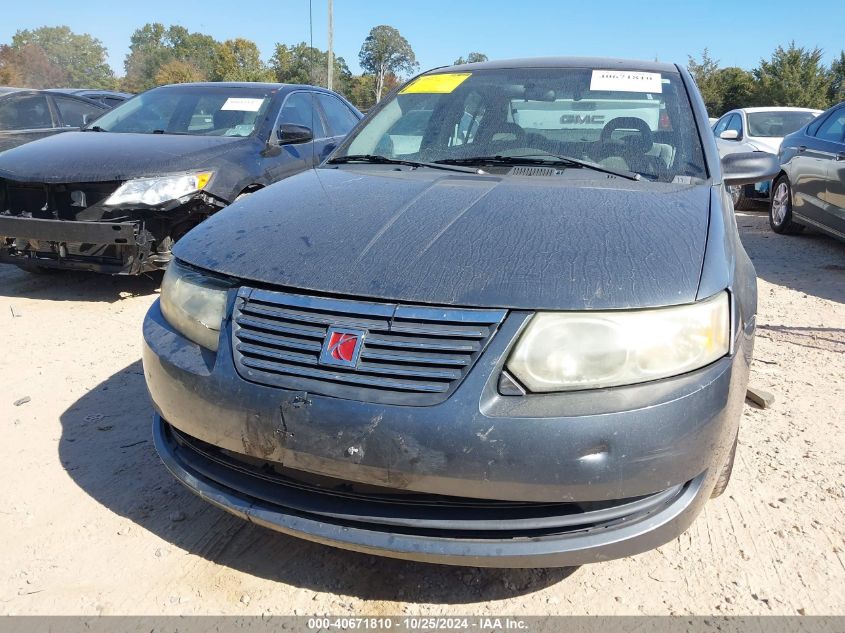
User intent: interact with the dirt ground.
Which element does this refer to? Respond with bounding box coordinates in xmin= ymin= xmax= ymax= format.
xmin=1 ymin=209 xmax=843 ymax=616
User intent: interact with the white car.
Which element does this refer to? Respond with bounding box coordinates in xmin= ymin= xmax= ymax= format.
xmin=712 ymin=107 xmax=822 ymax=209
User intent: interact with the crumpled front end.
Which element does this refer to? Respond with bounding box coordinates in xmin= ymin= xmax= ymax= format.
xmin=0 ymin=177 xmax=226 ymax=274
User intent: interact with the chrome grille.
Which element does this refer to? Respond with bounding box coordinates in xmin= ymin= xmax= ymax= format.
xmin=232 ymin=287 xmax=506 ymax=405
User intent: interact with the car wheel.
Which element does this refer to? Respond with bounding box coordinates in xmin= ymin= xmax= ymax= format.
xmin=769 ymin=177 xmax=805 ymax=234
xmin=711 ymin=434 xmax=738 ymax=498
xmin=730 ymin=185 xmax=755 ymax=210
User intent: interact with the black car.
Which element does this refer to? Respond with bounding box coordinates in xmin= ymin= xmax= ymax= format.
xmin=144 ymin=58 xmax=778 ymax=567
xmin=771 ymin=101 xmax=845 ymax=241
xmin=46 ymin=88 xmax=134 ymax=108
xmin=0 ymin=82 xmax=362 ymax=274
xmin=0 ymin=87 xmax=110 ymax=152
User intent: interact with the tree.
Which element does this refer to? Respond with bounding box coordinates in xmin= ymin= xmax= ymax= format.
xmin=752 ymin=42 xmax=832 ymax=109
xmin=124 ymin=23 xmax=221 ymax=91
xmin=213 ymin=39 xmax=274 ymax=82
xmin=358 ymin=25 xmax=418 ymax=102
xmin=0 ymin=44 xmax=67 ymax=87
xmin=0 ymin=46 xmax=23 ymax=85
xmin=270 ymin=42 xmax=351 ymax=93
xmin=11 ymin=26 xmax=114 ymax=88
xmin=687 ymin=49 xmax=723 ymax=115
xmin=830 ymin=51 xmax=845 ymax=105
xmin=155 ymin=59 xmax=204 ymax=85
xmin=453 ymin=52 xmax=488 ymax=65
xmin=716 ymin=67 xmax=756 ymax=113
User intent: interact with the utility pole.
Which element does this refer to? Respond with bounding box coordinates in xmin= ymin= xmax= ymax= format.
xmin=327 ymin=0 xmax=334 ymax=90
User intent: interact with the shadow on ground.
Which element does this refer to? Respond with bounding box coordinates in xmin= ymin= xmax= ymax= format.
xmin=59 ymin=360 xmax=577 ymax=603
xmin=737 ymin=210 xmax=845 ymax=305
xmin=0 ymin=264 xmax=161 ymax=303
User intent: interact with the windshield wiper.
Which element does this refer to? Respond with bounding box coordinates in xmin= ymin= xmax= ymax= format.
xmin=436 ymin=155 xmax=640 ymax=181
xmin=327 ymin=154 xmax=483 ymax=174
xmin=83 ymin=125 xmax=106 ymax=132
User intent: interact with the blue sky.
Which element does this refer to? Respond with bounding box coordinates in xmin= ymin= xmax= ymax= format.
xmin=2 ymin=0 xmax=843 ymax=76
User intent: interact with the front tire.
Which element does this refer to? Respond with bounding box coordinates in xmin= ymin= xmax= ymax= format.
xmin=769 ymin=176 xmax=805 ymax=234
xmin=730 ymin=185 xmax=755 ymax=210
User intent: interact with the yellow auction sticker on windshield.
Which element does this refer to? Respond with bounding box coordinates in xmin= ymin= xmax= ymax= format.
xmin=400 ymin=73 xmax=472 ymax=94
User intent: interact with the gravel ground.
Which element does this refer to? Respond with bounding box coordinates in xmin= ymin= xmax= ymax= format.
xmin=1 ymin=209 xmax=843 ymax=615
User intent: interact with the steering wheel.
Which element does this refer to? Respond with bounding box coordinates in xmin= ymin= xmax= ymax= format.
xmin=599 ymin=117 xmax=654 ymax=153
xmin=477 ymin=121 xmax=526 ymax=146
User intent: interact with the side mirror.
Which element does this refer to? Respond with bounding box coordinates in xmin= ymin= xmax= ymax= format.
xmin=276 ymin=123 xmax=313 ymax=145
xmin=719 ymin=129 xmax=740 ymax=141
xmin=722 ymin=151 xmax=780 ymax=187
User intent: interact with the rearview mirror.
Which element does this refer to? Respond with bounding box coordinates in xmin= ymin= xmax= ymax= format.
xmin=277 ymin=123 xmax=313 ymax=145
xmin=719 ymin=129 xmax=740 ymax=141
xmin=721 ymin=151 xmax=780 ymax=187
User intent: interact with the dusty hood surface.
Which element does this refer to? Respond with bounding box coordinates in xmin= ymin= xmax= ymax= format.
xmin=0 ymin=131 xmax=249 ymax=183
xmin=175 ymin=167 xmax=712 ymax=310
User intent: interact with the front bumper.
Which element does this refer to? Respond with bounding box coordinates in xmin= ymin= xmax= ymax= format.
xmin=143 ymin=296 xmax=751 ymax=567
xmin=0 ymin=215 xmax=155 ymax=274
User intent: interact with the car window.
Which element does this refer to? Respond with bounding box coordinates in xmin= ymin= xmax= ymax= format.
xmin=53 ymin=96 xmax=105 ymax=128
xmin=278 ymin=92 xmax=325 ymax=138
xmin=725 ymin=114 xmax=742 ymax=135
xmin=89 ymin=85 xmax=274 ymax=136
xmin=0 ymin=94 xmax=53 ymax=130
xmin=316 ymin=93 xmax=359 ymax=136
xmin=103 ymin=97 xmax=124 ymax=108
xmin=341 ymin=67 xmax=708 ymax=182
xmin=713 ymin=115 xmax=730 ymax=136
xmin=814 ymin=109 xmax=845 ymax=144
xmin=746 ymin=111 xmax=818 ymax=137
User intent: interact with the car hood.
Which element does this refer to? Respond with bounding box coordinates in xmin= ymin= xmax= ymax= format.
xmin=175 ymin=168 xmax=712 ymax=311
xmin=0 ymin=131 xmax=250 ymax=183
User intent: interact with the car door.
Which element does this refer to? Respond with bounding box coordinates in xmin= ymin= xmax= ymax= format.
xmin=0 ymin=92 xmax=59 ymax=152
xmin=789 ymin=109 xmax=844 ymax=231
xmin=51 ymin=95 xmax=108 ymax=129
xmin=815 ymin=106 xmax=845 ymax=234
xmin=263 ymin=91 xmax=325 ymax=182
xmin=314 ymin=92 xmax=362 ymax=162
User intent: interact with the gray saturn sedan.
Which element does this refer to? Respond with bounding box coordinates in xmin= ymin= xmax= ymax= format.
xmin=143 ymin=57 xmax=778 ymax=567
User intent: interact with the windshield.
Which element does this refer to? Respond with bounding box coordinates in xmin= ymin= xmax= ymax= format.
xmin=747 ymin=111 xmax=818 ymax=137
xmin=334 ymin=67 xmax=707 ymax=182
xmin=88 ymin=85 xmax=275 ymax=136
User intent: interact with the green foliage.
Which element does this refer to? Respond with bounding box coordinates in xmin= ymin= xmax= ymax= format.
xmin=269 ymin=42 xmax=351 ymax=93
xmin=829 ymin=51 xmax=845 ymax=104
xmin=687 ymin=49 xmax=722 ymax=114
xmin=155 ymin=59 xmax=204 ymax=85
xmin=213 ymin=38 xmax=274 ymax=82
xmin=10 ymin=26 xmax=114 ymax=88
xmin=752 ymin=43 xmax=832 ymax=109
xmin=689 ymin=45 xmax=842 ymax=116
xmin=359 ymin=25 xmax=417 ymax=102
xmin=453 ymin=52 xmax=488 ymax=65
xmin=123 ymin=23 xmax=222 ymax=91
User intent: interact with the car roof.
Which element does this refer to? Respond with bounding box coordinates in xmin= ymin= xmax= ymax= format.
xmin=439 ymin=56 xmax=680 ymax=74
xmin=733 ymin=107 xmax=824 ymax=114
xmin=0 ymin=86 xmax=29 ymax=95
xmin=46 ymin=88 xmax=134 ymax=98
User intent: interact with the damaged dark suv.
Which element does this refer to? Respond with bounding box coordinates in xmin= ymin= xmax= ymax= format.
xmin=0 ymin=82 xmax=361 ymax=274
xmin=145 ymin=58 xmax=779 ymax=567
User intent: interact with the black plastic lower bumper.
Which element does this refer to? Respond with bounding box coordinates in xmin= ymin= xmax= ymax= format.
xmin=0 ymin=215 xmax=159 ymax=274
xmin=154 ymin=414 xmax=709 ymax=568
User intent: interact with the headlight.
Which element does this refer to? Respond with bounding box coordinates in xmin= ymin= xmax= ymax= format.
xmin=506 ymin=292 xmax=730 ymax=392
xmin=160 ymin=260 xmax=233 ymax=351
xmin=106 ymin=172 xmax=212 ymax=206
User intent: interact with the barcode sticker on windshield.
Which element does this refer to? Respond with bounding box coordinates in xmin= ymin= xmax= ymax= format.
xmin=590 ymin=70 xmax=663 ymax=94
xmin=221 ymin=97 xmax=265 ymax=112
